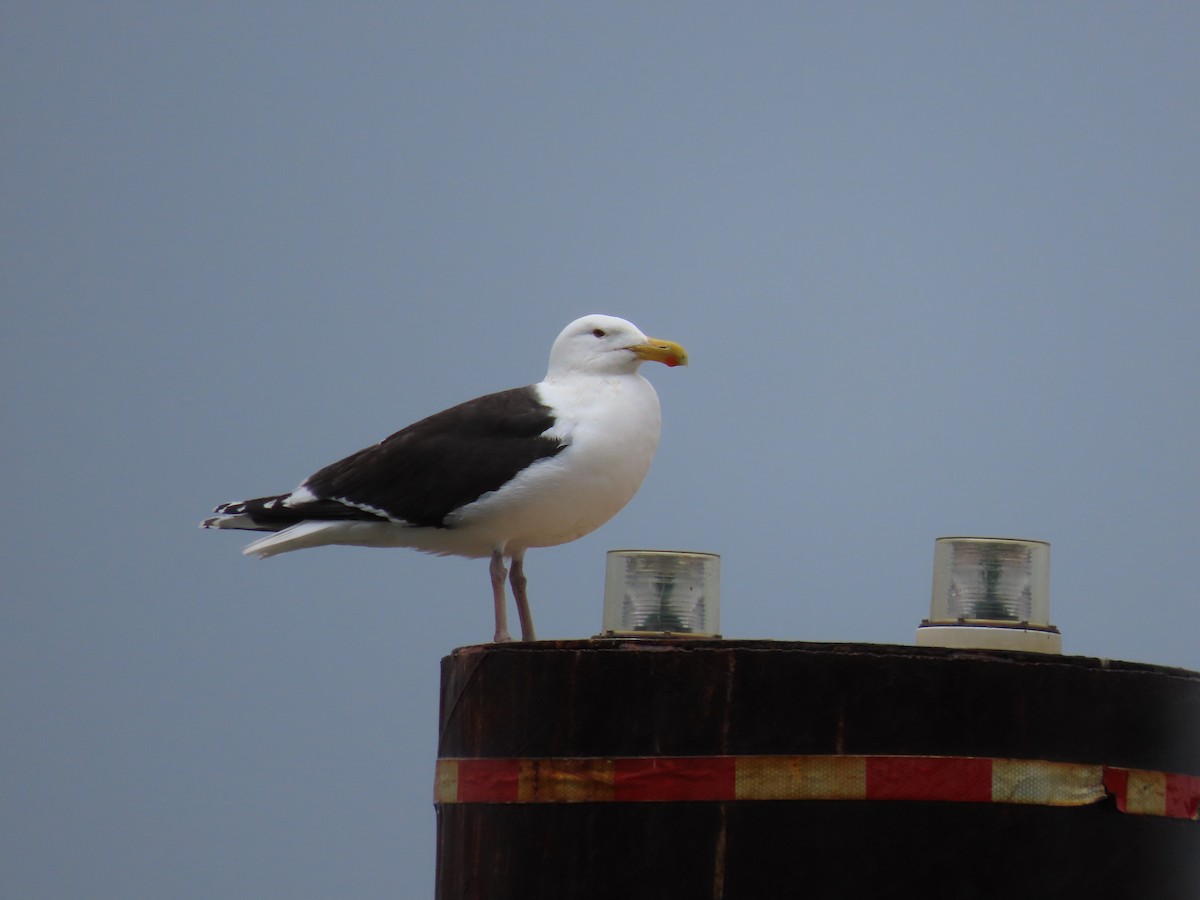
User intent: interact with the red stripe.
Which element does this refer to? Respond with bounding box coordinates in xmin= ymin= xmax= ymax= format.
xmin=866 ymin=756 xmax=992 ymax=803
xmin=456 ymin=759 xmax=519 ymax=803
xmin=1103 ymin=767 xmax=1130 ymax=813
xmin=439 ymin=755 xmax=1198 ymax=820
xmin=1165 ymin=772 xmax=1200 ymax=820
xmin=614 ymin=756 xmax=736 ymax=802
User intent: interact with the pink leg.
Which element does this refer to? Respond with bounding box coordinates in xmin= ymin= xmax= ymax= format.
xmin=490 ymin=551 xmax=512 ymax=643
xmin=509 ymin=550 xmax=536 ymax=642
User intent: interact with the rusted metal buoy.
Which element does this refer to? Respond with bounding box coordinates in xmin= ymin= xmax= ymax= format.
xmin=434 ymin=639 xmax=1200 ymax=899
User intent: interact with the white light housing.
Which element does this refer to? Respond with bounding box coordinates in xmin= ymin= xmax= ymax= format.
xmin=916 ymin=537 xmax=1061 ymax=654
xmin=601 ymin=550 xmax=721 ymax=637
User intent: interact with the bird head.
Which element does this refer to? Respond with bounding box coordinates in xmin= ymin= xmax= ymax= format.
xmin=547 ymin=314 xmax=689 ymax=378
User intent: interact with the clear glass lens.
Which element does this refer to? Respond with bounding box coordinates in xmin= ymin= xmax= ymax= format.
xmin=930 ymin=537 xmax=1050 ymax=625
xmin=603 ymin=551 xmax=720 ymax=636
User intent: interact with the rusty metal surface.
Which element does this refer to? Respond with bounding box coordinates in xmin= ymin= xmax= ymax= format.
xmin=439 ymin=639 xmax=1200 ymax=768
xmin=434 ymin=640 xmax=1200 ymax=899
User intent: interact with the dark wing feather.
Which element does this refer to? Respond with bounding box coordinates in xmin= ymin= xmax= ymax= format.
xmin=298 ymin=386 xmax=566 ymax=527
xmin=208 ymin=494 xmax=387 ymax=531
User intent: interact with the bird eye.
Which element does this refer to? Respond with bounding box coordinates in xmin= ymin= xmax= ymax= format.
xmin=591 ymin=328 xmax=606 ymax=338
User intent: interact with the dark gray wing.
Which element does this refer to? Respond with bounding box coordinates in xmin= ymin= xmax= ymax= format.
xmin=294 ymin=386 xmax=567 ymax=527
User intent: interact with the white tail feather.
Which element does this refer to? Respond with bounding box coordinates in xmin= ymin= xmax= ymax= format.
xmin=242 ymin=521 xmax=351 ymax=559
xmin=241 ymin=519 xmax=412 ymax=558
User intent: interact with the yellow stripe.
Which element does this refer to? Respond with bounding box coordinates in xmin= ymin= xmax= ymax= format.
xmin=433 ymin=759 xmax=460 ymax=804
xmin=1122 ymin=768 xmax=1168 ymax=817
xmin=991 ymin=758 xmax=1105 ymax=807
xmin=736 ymin=755 xmax=867 ymax=800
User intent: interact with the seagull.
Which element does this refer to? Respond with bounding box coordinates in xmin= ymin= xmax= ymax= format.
xmin=202 ymin=314 xmax=688 ymax=642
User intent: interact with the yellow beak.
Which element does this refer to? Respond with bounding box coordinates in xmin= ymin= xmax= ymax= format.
xmin=630 ymin=338 xmax=689 ymax=368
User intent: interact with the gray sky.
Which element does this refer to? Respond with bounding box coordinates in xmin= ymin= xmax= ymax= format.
xmin=4 ymin=3 xmax=1198 ymax=897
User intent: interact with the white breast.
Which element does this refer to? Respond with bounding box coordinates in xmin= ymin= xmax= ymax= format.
xmin=448 ymin=372 xmax=663 ymax=554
